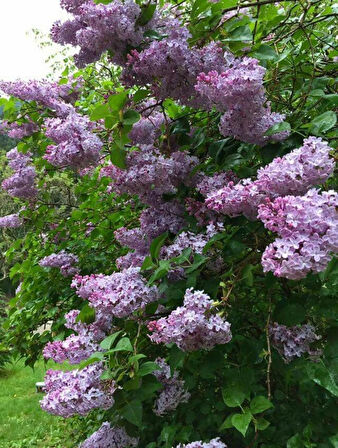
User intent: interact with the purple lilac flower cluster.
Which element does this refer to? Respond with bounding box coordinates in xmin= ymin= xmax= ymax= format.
xmin=43 ymin=309 xmax=111 ymax=364
xmin=40 ymin=363 xmax=115 ymax=417
xmin=148 ymin=288 xmax=231 ymax=351
xmin=259 ymin=189 xmax=338 ymax=279
xmin=39 ymin=250 xmax=79 ymax=277
xmin=176 ymin=438 xmax=227 ymax=448
xmin=206 ymin=137 xmax=334 ymax=220
xmin=80 ymin=422 xmax=138 ymax=448
xmin=44 ymin=112 xmax=102 ymax=168
xmin=0 ymin=120 xmax=39 ymax=139
xmin=0 ymin=213 xmax=22 ymax=228
xmin=51 ymin=0 xmax=159 ymax=67
xmin=71 ymin=267 xmax=159 ymax=317
xmin=2 ymin=147 xmax=37 ymax=199
xmin=195 ymin=59 xmax=287 ymax=145
xmin=153 ymin=358 xmax=190 ymax=416
xmin=269 ymin=322 xmax=320 ymax=363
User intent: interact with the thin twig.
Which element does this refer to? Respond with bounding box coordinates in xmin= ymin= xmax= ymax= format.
xmin=265 ymin=297 xmax=272 ymax=400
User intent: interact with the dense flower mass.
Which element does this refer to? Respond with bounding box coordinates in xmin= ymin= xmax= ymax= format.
xmin=80 ymin=422 xmax=138 ymax=448
xmin=71 ymin=267 xmax=159 ymax=317
xmin=153 ymin=358 xmax=190 ymax=416
xmin=51 ymin=0 xmax=159 ymax=67
xmin=195 ymin=59 xmax=287 ymax=144
xmin=206 ymin=137 xmax=334 ymax=220
xmin=148 ymin=288 xmax=232 ymax=351
xmin=259 ymin=189 xmax=338 ymax=279
xmin=0 ymin=119 xmax=39 ymax=139
xmin=43 ymin=308 xmax=111 ymax=364
xmin=0 ymin=213 xmax=22 ymax=228
xmin=269 ymin=322 xmax=320 ymax=363
xmin=44 ymin=112 xmax=103 ymax=168
xmin=176 ymin=438 xmax=227 ymax=447
xmin=39 ymin=250 xmax=79 ymax=277
xmin=0 ymin=78 xmax=80 ymax=116
xmin=2 ymin=147 xmax=37 ymax=199
xmin=40 ymin=363 xmax=115 ymax=417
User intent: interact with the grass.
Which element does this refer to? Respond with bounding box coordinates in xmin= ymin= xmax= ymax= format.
xmin=0 ymin=359 xmax=82 ymax=448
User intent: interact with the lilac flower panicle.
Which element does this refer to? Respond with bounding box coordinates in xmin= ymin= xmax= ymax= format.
xmin=259 ymin=189 xmax=338 ymax=279
xmin=44 ymin=112 xmax=102 ymax=168
xmin=80 ymin=422 xmax=138 ymax=448
xmin=39 ymin=250 xmax=79 ymax=277
xmin=40 ymin=363 xmax=115 ymax=418
xmin=71 ymin=267 xmax=159 ymax=317
xmin=269 ymin=322 xmax=321 ymax=363
xmin=153 ymin=358 xmax=190 ymax=416
xmin=0 ymin=120 xmax=39 ymax=139
xmin=0 ymin=213 xmax=22 ymax=228
xmin=148 ymin=288 xmax=231 ymax=351
xmin=2 ymin=148 xmax=37 ymax=200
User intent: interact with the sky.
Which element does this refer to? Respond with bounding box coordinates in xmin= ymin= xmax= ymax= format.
xmin=0 ymin=0 xmax=70 ymax=81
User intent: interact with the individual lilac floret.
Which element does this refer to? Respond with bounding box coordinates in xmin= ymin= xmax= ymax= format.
xmin=40 ymin=363 xmax=115 ymax=418
xmin=0 ymin=213 xmax=22 ymax=228
xmin=195 ymin=59 xmax=287 ymax=145
xmin=44 ymin=112 xmax=102 ymax=168
xmin=176 ymin=438 xmax=227 ymax=447
xmin=80 ymin=422 xmax=138 ymax=448
xmin=148 ymin=288 xmax=231 ymax=351
xmin=269 ymin=322 xmax=320 ymax=363
xmin=71 ymin=267 xmax=159 ymax=318
xmin=259 ymin=189 xmax=338 ymax=279
xmin=153 ymin=358 xmax=190 ymax=416
xmin=2 ymin=148 xmax=37 ymax=200
xmin=39 ymin=250 xmax=79 ymax=277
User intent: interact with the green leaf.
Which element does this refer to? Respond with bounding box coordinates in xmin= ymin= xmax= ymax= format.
xmin=76 ymin=303 xmax=96 ymax=324
xmin=255 ymin=418 xmax=270 ymax=431
xmin=121 ymin=400 xmax=143 ymax=427
xmin=231 ymin=412 xmax=252 ymax=437
xmin=90 ymin=103 xmax=110 ymax=120
xmin=252 ymin=44 xmax=278 ymax=61
xmin=108 ymin=92 xmax=128 ymax=111
xmin=141 ymin=256 xmax=156 ymax=271
xmin=133 ymin=89 xmax=150 ymax=103
xmin=219 ymin=414 xmax=234 ymax=430
xmin=137 ymin=4 xmax=156 ymax=26
xmin=310 ymin=111 xmax=337 ymax=134
xmin=148 ymin=260 xmax=170 ymax=284
xmin=225 ymin=26 xmax=252 ymax=42
xmin=100 ymin=331 xmax=123 ymax=350
xmin=138 ymin=361 xmax=160 ymax=376
xmin=306 ymin=362 xmax=338 ymax=396
xmin=287 ymin=434 xmax=303 ymax=448
xmin=150 ymin=232 xmax=168 ymax=260
xmin=110 ymin=337 xmax=133 ymax=352
xmin=264 ymin=121 xmax=291 ymax=136
xmin=222 ymin=386 xmax=245 ymax=407
xmin=242 ymin=264 xmax=254 ymax=287
xmin=123 ymin=109 xmax=140 ymax=126
xmin=250 ymin=396 xmax=273 ymax=414
xmin=110 ymin=145 xmax=126 ymax=169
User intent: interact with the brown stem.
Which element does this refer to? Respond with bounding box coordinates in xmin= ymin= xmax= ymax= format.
xmin=265 ymin=297 xmax=272 ymax=400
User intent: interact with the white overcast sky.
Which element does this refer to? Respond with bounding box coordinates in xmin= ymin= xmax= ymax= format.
xmin=0 ymin=0 xmax=70 ymax=81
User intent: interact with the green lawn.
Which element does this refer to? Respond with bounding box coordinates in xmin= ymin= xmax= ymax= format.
xmin=0 ymin=360 xmax=81 ymax=448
